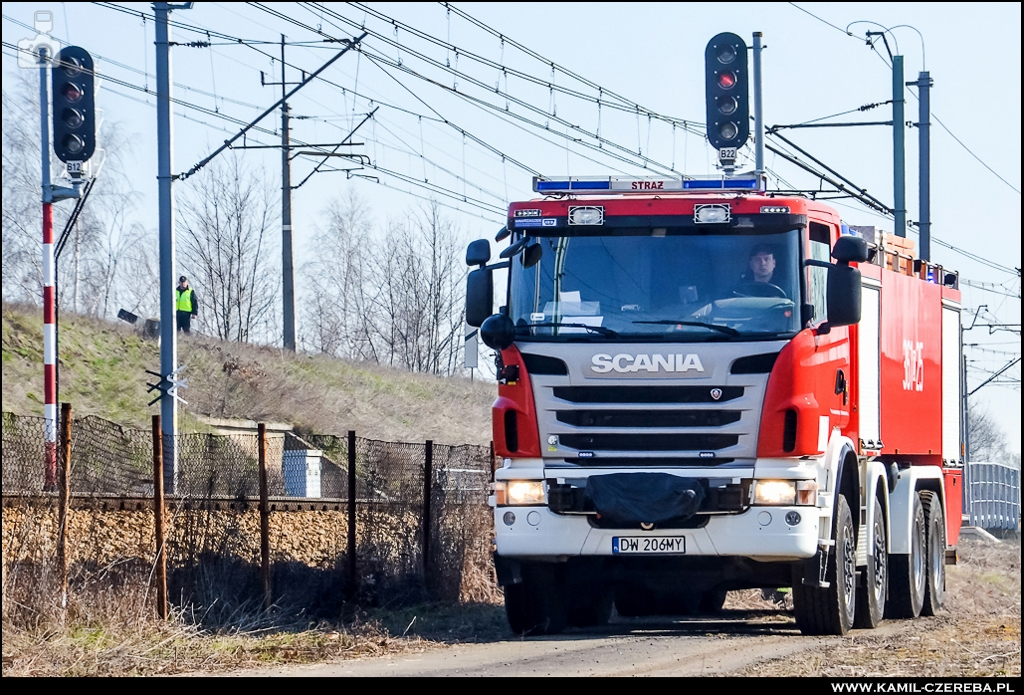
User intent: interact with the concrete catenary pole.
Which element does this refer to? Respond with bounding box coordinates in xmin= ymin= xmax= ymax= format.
xmin=915 ymin=71 xmax=932 ymax=262
xmin=280 ymin=35 xmax=296 ymax=351
xmin=892 ymin=55 xmax=906 ymax=238
xmin=40 ymin=45 xmax=58 ymax=491
xmin=752 ymin=32 xmax=764 ymax=184
xmin=155 ymin=2 xmax=186 ymax=492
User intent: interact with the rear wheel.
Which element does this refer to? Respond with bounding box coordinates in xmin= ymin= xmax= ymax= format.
xmin=504 ymin=563 xmax=567 ymax=636
xmin=920 ymin=491 xmax=946 ymax=616
xmin=567 ymin=585 xmax=614 ymax=627
xmin=793 ymin=494 xmax=857 ymax=635
xmin=854 ymin=492 xmax=887 ymax=628
xmin=886 ymin=492 xmax=926 ymax=619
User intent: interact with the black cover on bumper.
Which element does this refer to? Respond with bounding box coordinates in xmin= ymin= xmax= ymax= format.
xmin=493 ymin=553 xmax=522 ymax=587
xmin=585 ymin=473 xmax=705 ymax=526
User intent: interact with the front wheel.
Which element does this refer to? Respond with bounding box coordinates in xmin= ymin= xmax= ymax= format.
xmin=793 ymin=494 xmax=857 ymax=635
xmin=504 ymin=563 xmax=568 ymax=636
xmin=568 ymin=586 xmax=614 ymax=627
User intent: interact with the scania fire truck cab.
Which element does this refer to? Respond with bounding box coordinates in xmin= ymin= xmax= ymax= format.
xmin=465 ymin=175 xmax=962 ymax=637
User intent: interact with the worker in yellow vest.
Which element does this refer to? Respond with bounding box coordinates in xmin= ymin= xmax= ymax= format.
xmin=176 ymin=276 xmax=198 ymax=334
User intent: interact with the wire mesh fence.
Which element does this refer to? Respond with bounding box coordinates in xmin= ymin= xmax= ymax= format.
xmin=967 ymin=461 xmax=1021 ymax=533
xmin=2 ymin=409 xmax=497 ymax=624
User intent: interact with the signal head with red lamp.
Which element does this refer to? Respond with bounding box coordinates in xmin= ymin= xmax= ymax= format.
xmin=51 ymin=46 xmax=96 ymax=164
xmin=704 ymin=32 xmax=749 ymax=151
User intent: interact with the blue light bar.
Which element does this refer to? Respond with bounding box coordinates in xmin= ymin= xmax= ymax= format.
xmin=533 ymin=175 xmax=762 ymax=194
xmin=535 ymin=179 xmax=611 ymax=192
xmin=682 ymin=178 xmax=758 ymax=190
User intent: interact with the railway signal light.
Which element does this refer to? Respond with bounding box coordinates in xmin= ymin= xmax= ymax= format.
xmin=705 ymin=32 xmax=749 ymax=151
xmin=52 ymin=46 xmax=96 ymax=164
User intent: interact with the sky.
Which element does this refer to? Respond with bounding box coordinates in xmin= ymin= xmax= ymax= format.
xmin=2 ymin=2 xmax=1020 ymax=450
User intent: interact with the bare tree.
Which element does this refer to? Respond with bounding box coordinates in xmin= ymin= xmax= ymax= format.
xmin=364 ymin=201 xmax=467 ymax=375
xmin=301 ymin=189 xmax=373 ymax=358
xmin=2 ymin=71 xmax=49 ymax=303
xmin=968 ymin=403 xmax=1010 ymax=462
xmin=300 ymin=194 xmax=469 ymax=376
xmin=177 ymin=154 xmax=279 ymax=343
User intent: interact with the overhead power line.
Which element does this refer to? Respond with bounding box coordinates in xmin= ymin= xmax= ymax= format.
xmin=787 ymin=3 xmax=1021 ymax=196
xmin=961 ymin=280 xmax=1021 ymax=299
xmin=348 ymin=1 xmax=697 ymax=129
xmin=260 ymin=2 xmax=695 ymax=174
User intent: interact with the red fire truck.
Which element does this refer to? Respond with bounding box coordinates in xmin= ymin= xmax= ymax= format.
xmin=464 ymin=175 xmax=963 ymax=636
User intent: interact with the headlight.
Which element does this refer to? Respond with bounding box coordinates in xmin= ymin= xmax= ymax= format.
xmin=753 ymin=480 xmax=817 ymax=506
xmin=495 ymin=480 xmax=546 ymax=506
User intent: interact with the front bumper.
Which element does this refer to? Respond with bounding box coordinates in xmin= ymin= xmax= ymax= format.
xmin=494 ymin=504 xmax=820 ymax=560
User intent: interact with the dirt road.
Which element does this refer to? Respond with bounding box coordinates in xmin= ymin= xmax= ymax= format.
xmin=229 ymin=613 xmax=851 ymax=677
xmin=223 ymin=538 xmax=1019 ymax=678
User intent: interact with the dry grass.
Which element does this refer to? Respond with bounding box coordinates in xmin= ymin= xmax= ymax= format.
xmin=732 ymin=536 xmax=1021 ymax=677
xmin=1 ymin=583 xmax=507 ymax=677
xmin=2 ymin=494 xmax=502 ymax=676
xmin=2 ymin=608 xmax=434 ymax=676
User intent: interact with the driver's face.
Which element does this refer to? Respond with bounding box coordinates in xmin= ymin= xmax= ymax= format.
xmin=750 ymin=252 xmax=775 ymax=282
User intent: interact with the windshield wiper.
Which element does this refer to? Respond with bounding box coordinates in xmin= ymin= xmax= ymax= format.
xmin=632 ymin=320 xmax=740 ymax=336
xmin=518 ymin=322 xmax=620 ymax=337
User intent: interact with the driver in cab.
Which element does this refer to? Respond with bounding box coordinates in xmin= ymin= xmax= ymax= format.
xmin=748 ymin=244 xmax=776 ymax=284
xmin=733 ymin=244 xmax=786 ymax=298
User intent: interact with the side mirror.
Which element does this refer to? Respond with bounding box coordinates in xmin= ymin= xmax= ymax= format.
xmin=500 ymin=237 xmax=529 ymax=259
xmin=480 ymin=313 xmax=515 ymax=351
xmin=465 ymin=267 xmax=493 ymax=327
xmin=521 ymin=242 xmax=543 ymax=269
xmin=466 ymin=239 xmax=491 ymax=266
xmin=832 ymin=236 xmax=869 ymax=265
xmin=826 ymin=264 xmax=862 ymax=327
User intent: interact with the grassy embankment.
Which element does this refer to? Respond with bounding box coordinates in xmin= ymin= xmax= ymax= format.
xmin=1 ymin=302 xmax=493 ymax=444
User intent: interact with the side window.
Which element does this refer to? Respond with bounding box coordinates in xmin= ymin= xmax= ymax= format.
xmin=806 ymin=222 xmax=832 ymax=324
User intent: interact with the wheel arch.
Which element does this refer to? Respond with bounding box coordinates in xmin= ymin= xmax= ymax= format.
xmin=861 ymin=460 xmax=890 ymax=558
xmin=888 ymin=466 xmax=944 ymax=555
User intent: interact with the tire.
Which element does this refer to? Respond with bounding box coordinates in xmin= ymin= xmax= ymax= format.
xmin=854 ymin=492 xmax=887 ymax=629
xmin=920 ymin=491 xmax=946 ymax=616
xmin=614 ymin=587 xmax=656 ymax=617
xmin=697 ymin=589 xmax=728 ymax=614
xmin=504 ymin=563 xmax=567 ymax=636
xmin=886 ymin=492 xmax=926 ymax=619
xmin=658 ymin=590 xmax=701 ymax=616
xmin=568 ymin=586 xmax=614 ymax=627
xmin=792 ymin=494 xmax=857 ymax=636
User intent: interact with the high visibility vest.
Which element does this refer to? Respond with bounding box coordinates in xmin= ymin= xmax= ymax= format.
xmin=176 ymin=288 xmax=194 ymax=312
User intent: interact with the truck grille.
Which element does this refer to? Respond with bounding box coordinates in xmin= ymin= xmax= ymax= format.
xmin=552 ymin=385 xmax=743 ymax=404
xmin=556 ymin=409 xmax=741 ymax=428
xmin=559 ymin=433 xmax=738 ymax=451
xmin=525 ymin=343 xmax=779 ymax=467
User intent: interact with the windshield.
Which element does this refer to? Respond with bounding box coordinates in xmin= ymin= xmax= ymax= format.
xmin=508 ymin=227 xmax=802 ymax=341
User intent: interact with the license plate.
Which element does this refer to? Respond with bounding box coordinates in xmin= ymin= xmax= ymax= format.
xmin=612 ymin=536 xmax=686 ymax=554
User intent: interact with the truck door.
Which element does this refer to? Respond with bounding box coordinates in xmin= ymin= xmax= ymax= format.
xmin=806 ymin=220 xmax=851 ymax=434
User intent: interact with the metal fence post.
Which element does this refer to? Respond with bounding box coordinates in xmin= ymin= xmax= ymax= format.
xmin=347 ymin=430 xmax=357 ymax=594
xmin=489 ymin=440 xmax=495 ymax=483
xmin=423 ymin=439 xmax=433 ymax=584
xmin=152 ymin=414 xmax=168 ymax=619
xmin=57 ymin=402 xmax=72 ymax=609
xmin=258 ymin=422 xmax=271 ymax=611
